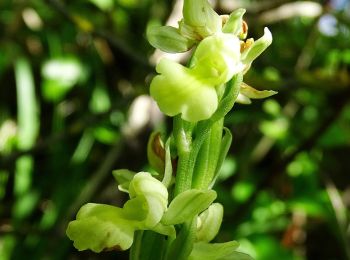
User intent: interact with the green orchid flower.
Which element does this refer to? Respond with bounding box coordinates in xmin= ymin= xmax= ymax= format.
xmin=150 ymin=26 xmax=275 ymax=122
xmin=150 ymin=32 xmax=243 ymax=122
xmin=66 ymin=172 xmax=170 ymax=253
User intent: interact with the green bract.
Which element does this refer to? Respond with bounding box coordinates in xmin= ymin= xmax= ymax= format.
xmin=66 ymin=172 xmax=169 ymax=252
xmin=161 ymin=189 xmax=217 ymax=225
xmin=189 ymin=241 xmax=253 ymax=260
xmin=150 ymin=32 xmax=243 ymax=122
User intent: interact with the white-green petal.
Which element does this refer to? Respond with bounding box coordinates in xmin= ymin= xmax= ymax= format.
xmin=128 ymin=172 xmax=168 ymax=227
xmin=192 ymin=33 xmax=244 ymax=84
xmin=150 ymin=58 xmax=218 ymax=122
xmin=66 ymin=203 xmax=135 ymax=252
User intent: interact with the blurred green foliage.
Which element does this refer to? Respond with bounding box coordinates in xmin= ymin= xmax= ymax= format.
xmin=0 ymin=0 xmax=350 ymax=259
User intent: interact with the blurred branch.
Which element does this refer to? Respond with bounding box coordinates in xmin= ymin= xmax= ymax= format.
xmin=258 ymin=1 xmax=323 ymax=24
xmin=295 ymin=17 xmax=322 ymax=72
xmin=44 ymin=0 xmax=152 ymax=69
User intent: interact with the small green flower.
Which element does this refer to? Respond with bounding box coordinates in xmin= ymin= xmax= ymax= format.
xmin=150 ymin=32 xmax=243 ymax=122
xmin=66 ymin=172 xmax=169 ymax=252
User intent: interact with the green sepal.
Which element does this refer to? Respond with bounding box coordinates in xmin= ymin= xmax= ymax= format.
xmin=183 ymin=0 xmax=221 ymax=38
xmin=147 ymin=25 xmax=194 ymax=53
xmin=241 ymin=27 xmax=272 ymax=65
xmin=222 ymin=8 xmax=246 ymax=36
xmin=66 ymin=203 xmax=135 ymax=252
xmin=112 ymin=169 xmax=136 ymax=193
xmin=161 ymin=189 xmax=217 ymax=225
xmin=189 ymin=241 xmax=252 ymax=260
xmin=240 ymin=82 xmax=277 ymax=99
xmin=196 ymin=203 xmax=223 ymax=242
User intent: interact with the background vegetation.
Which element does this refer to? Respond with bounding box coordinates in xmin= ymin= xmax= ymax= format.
xmin=0 ymin=0 xmax=349 ymax=259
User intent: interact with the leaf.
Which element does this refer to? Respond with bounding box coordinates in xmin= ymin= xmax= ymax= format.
xmin=210 ymin=127 xmax=233 ymax=188
xmin=189 ymin=241 xmax=252 ymax=260
xmin=161 ymin=189 xmax=217 ymax=225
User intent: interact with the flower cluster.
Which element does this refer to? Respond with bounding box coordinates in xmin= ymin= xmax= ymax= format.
xmin=67 ymin=1 xmax=275 ymax=259
xmin=66 ymin=171 xmax=226 ymax=255
xmin=148 ymin=1 xmax=275 ymax=122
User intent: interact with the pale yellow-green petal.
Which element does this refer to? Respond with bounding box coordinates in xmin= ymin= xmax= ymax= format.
xmin=150 ymin=59 xmax=218 ymax=122
xmin=192 ymin=33 xmax=244 ymax=84
xmin=66 ymin=203 xmax=135 ymax=252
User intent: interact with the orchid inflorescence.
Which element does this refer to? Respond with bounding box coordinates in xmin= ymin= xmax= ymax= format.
xmin=66 ymin=1 xmax=276 ymax=259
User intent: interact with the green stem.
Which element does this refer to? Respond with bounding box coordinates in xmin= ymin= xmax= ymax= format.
xmin=174 ymin=73 xmax=242 ymax=196
xmin=130 ymin=231 xmax=143 ymax=260
xmin=166 ymin=217 xmax=197 ymax=260
xmin=173 ymin=115 xmax=193 ymax=196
